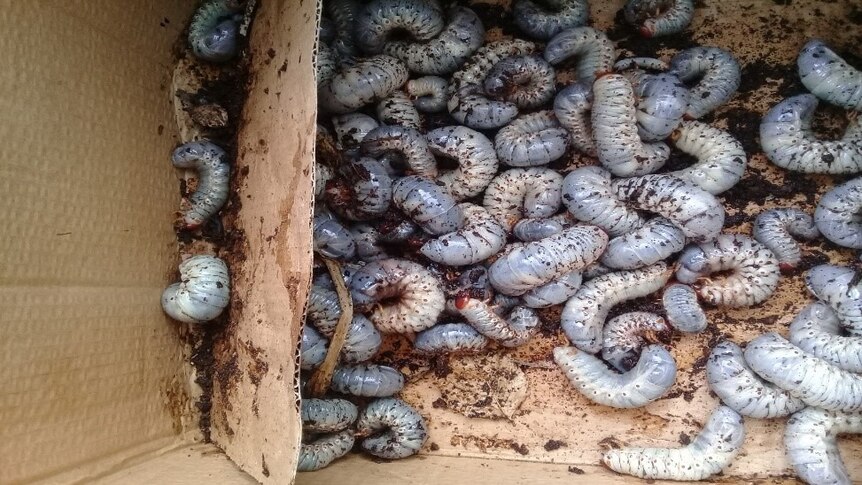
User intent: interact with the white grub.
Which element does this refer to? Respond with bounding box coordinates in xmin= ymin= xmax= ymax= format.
xmin=602 ymin=406 xmax=745 ymax=481
xmin=319 ymin=55 xmax=410 ymax=114
xmin=614 ymin=56 xmax=669 ymax=72
xmin=513 ymin=0 xmax=589 ymax=40
xmin=332 ymin=112 xmax=379 ymax=156
xmin=805 ymin=264 xmax=862 ymax=335
xmin=349 ymin=258 xmax=445 ymax=333
xmin=561 ymin=166 xmax=645 ymax=237
xmin=602 ymin=312 xmax=669 ymax=372
xmin=414 ymin=322 xmax=489 ymax=354
xmin=313 ymin=210 xmax=356 ymax=261
xmin=427 ymin=125 xmax=500 ymax=200
xmin=744 ymin=332 xmax=862 ymax=413
xmin=483 ymin=167 xmax=564 ymax=231
xmin=623 ymin=70 xmax=689 ymax=142
xmin=553 ymin=344 xmax=677 ymax=408
xmin=171 ymin=141 xmax=230 ymax=230
xmin=483 ymin=55 xmax=557 ymax=110
xmin=662 ymin=283 xmax=707 ymax=333
xmin=357 ymin=398 xmax=428 ymax=459
xmin=301 ymin=398 xmax=358 ymax=433
xmin=488 ymin=225 xmax=608 ymax=296
xmin=706 ymin=340 xmax=805 ymax=419
xmin=419 ymin=203 xmax=507 ymax=266
xmin=520 ymin=270 xmax=583 ymax=308
xmin=354 ymin=0 xmax=444 ymax=54
xmin=623 ymin=0 xmax=694 ymax=38
xmin=406 ymin=75 xmax=449 ymax=112
xmin=815 ymin=176 xmax=862 ymax=248
xmin=669 ymin=46 xmax=741 ymax=119
xmin=676 ymin=234 xmax=779 ymax=308
xmin=790 ymin=301 xmax=862 ymax=374
xmin=455 ymin=296 xmax=540 ymax=347
xmin=188 ymin=0 xmax=242 ymax=63
xmin=350 ymin=223 xmax=391 ymax=261
xmin=494 ymin=110 xmax=569 ymax=167
xmin=376 ymin=90 xmax=421 ymax=129
xmin=361 ymin=125 xmax=438 ymax=178
xmin=785 ymin=407 xmax=862 ymax=485
xmin=325 ymin=157 xmax=393 ymax=221
xmin=162 ymin=255 xmax=230 ymax=324
xmin=513 ymin=217 xmax=565 ymax=242
xmin=760 ymin=95 xmax=862 ymax=174
xmin=553 ymin=81 xmax=596 ymax=156
xmin=330 ymin=364 xmax=405 ymax=397
xmin=326 ymin=0 xmax=360 ymax=58
xmin=612 ymin=173 xmax=725 ymax=242
xmin=384 ymin=6 xmax=485 ymax=76
xmin=753 ymin=208 xmax=819 ymax=269
xmin=600 ymin=217 xmax=686 ymax=270
xmin=543 ymin=27 xmax=615 ymax=85
xmin=297 ymin=430 xmax=355 ymax=472
xmin=561 ymin=263 xmax=671 ymax=353
xmin=300 ymin=325 xmax=328 ymax=370
xmin=798 ymin=39 xmax=862 ymax=111
xmin=668 ymin=120 xmax=747 ymax=194
xmin=392 ymin=175 xmax=464 ymax=235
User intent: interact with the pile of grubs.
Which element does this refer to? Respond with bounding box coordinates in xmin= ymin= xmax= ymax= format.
xmin=161 ymin=0 xmax=862 ymax=482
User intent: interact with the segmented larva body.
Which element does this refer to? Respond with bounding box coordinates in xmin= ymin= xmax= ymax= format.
xmin=745 ymin=332 xmax=862 ymax=413
xmin=612 ymin=173 xmax=725 ymax=242
xmin=600 ymin=217 xmax=686 ymax=270
xmin=420 ymin=203 xmax=507 ymax=266
xmin=455 ymin=296 xmax=540 ymax=347
xmin=306 ymin=285 xmax=343 ymax=335
xmin=815 ymin=177 xmax=862 ymax=248
xmin=602 ymin=406 xmax=745 ymax=481
xmin=354 ymin=0 xmax=444 ymax=54
xmin=406 ymin=75 xmax=449 ymax=112
xmin=805 ymin=264 xmax=862 ymax=335
xmin=662 ymin=283 xmax=707 ymax=333
xmin=668 ymin=46 xmax=741 ymax=119
xmin=483 ymin=167 xmax=563 ymax=231
xmin=315 ymin=162 xmax=333 ymax=201
xmin=561 ymin=166 xmax=645 ymax=237
xmin=753 ymin=208 xmax=819 ymax=269
xmin=414 ymin=323 xmax=489 ymax=354
xmin=392 ymin=175 xmax=464 ymax=235
xmin=488 ymin=225 xmax=608 ymax=296
xmin=349 ymin=258 xmax=445 ymax=333
xmin=601 ymin=312 xmax=669 ymax=372
xmin=513 ymin=0 xmax=589 ymax=40
xmin=300 ymin=325 xmax=328 ymax=370
xmin=301 ymin=398 xmax=358 ymax=433
xmin=561 ymin=263 xmax=670 ymax=353
xmin=326 ymin=0 xmax=360 ymax=58
xmin=785 ymin=407 xmax=862 ymax=485
xmin=443 ymin=266 xmax=495 ymax=315
xmin=171 ymin=141 xmax=230 ymax=230
xmin=668 ymin=120 xmax=747 ymax=194
xmin=161 ymin=255 xmax=230 ymax=324
xmin=296 ymin=430 xmax=355 ymax=472
xmin=583 ymin=261 xmax=612 ymax=280
xmin=798 ymin=39 xmax=862 ymax=111
xmin=483 ymin=55 xmax=557 ymax=110
xmin=313 ymin=211 xmax=357 ymax=260
xmin=624 ymin=71 xmax=689 ymax=142
xmin=676 ymin=234 xmax=780 ymax=307
xmin=790 ymin=301 xmax=862 ymax=374
xmin=494 ymin=111 xmax=569 ymax=167
xmin=591 ymin=75 xmax=671 ymax=177
xmin=330 ymin=364 xmax=405 ymax=397
xmin=706 ymin=340 xmax=805 ymax=419
xmin=361 ymin=125 xmax=438 ymax=178
xmin=760 ymin=95 xmax=862 ymax=174
xmin=376 ymin=90 xmax=421 ymax=129
xmin=554 ymin=345 xmax=677 ymax=408
xmin=357 ymin=398 xmax=428 ymax=459
xmin=319 ymin=55 xmax=410 ymax=114
xmin=317 ymin=43 xmax=338 ymax=86
xmin=340 ymin=314 xmax=383 ymax=363
xmin=513 ymin=217 xmax=565 ymax=242
xmin=384 ymin=6 xmax=485 ymax=76
xmin=623 ymin=0 xmax=694 ymax=38
xmin=351 ymin=223 xmax=390 ymax=261
xmin=544 ymin=27 xmax=615 ymax=85
xmin=305 ymin=285 xmax=383 ymax=363
xmin=448 ymin=39 xmax=537 ymax=129
xmin=188 ymin=0 xmax=242 ymax=62
xmin=520 ymin=270 xmax=583 ymax=308
xmin=326 ymin=158 xmax=393 ymax=221
xmin=332 ymin=112 xmax=379 ymax=156
xmin=614 ymin=57 xmax=669 ymax=72
xmin=427 ymin=125 xmax=500 ymax=200
xmin=553 ymin=81 xmax=596 ymax=156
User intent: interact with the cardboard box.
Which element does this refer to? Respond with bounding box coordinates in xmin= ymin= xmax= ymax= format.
xmin=2 ymin=0 xmax=860 ymax=483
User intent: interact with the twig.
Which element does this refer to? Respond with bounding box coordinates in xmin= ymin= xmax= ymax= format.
xmin=307 ymin=258 xmax=353 ymax=397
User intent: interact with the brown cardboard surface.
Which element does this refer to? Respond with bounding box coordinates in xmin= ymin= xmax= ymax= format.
xmin=93 ymin=443 xmax=256 ymax=485
xmin=207 ymin=0 xmax=318 ymax=483
xmin=0 ymin=1 xmax=200 ymax=483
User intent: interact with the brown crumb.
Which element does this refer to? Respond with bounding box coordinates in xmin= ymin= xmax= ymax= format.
xmin=568 ymin=466 xmax=585 ymax=475
xmin=543 ymin=439 xmax=567 ymax=451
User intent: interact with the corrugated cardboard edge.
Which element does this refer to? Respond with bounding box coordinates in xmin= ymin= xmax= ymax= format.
xmin=209 ymin=0 xmax=318 ymax=482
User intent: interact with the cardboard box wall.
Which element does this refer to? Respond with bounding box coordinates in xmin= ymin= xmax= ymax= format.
xmin=2 ymin=0 xmax=861 ymax=484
